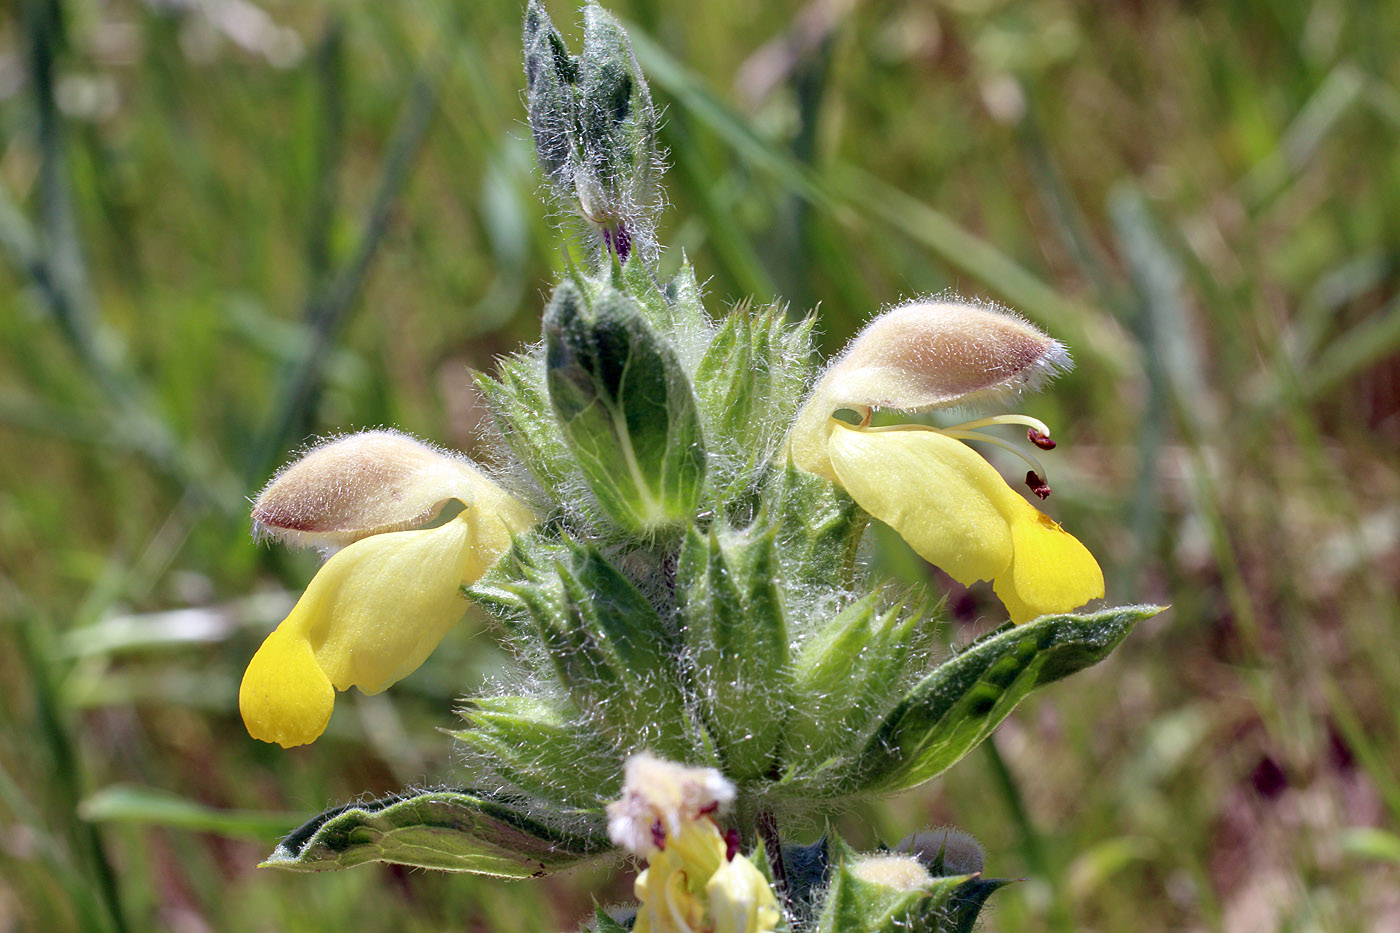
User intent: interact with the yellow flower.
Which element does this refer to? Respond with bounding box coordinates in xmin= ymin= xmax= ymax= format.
xmin=607 ymin=755 xmax=780 ymax=933
xmin=238 ymin=431 xmax=535 ymax=747
xmin=788 ymin=300 xmax=1104 ymax=624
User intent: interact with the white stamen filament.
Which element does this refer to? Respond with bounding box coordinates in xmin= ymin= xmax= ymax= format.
xmin=941 ymin=413 xmax=1052 ymax=436
xmin=941 ymin=430 xmax=1048 ymax=480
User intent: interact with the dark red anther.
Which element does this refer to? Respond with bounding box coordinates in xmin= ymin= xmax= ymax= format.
xmin=651 ymin=820 xmax=667 ymax=851
xmin=1028 ymin=427 xmax=1056 ymax=450
xmin=1026 ymin=471 xmax=1051 ymax=499
xmin=724 ymin=828 xmax=742 ymax=862
xmin=698 ymin=800 xmax=720 ymax=816
xmin=603 ymin=224 xmax=632 ymax=262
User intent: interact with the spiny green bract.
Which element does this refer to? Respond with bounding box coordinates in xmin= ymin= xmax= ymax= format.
xmin=459 ymin=247 xmax=1155 ymax=827
xmin=466 ymin=252 xmax=918 ymax=809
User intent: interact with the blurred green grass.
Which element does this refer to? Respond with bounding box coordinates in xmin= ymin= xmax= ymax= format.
xmin=2 ymin=0 xmax=1399 ymax=929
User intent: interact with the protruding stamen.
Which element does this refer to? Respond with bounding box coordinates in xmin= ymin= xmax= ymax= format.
xmin=1028 ymin=427 xmax=1056 ymax=450
xmin=724 ymin=827 xmax=742 ymax=862
xmin=944 ymin=413 xmax=1051 ymax=436
xmin=942 ymin=429 xmax=1048 ymax=482
xmin=1026 ymin=471 xmax=1051 ymax=499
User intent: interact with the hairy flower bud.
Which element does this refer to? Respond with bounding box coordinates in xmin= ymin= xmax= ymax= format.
xmin=848 ymin=854 xmax=935 ymax=892
xmin=896 ymin=828 xmax=985 ymax=876
xmin=523 ymin=0 xmax=662 ymax=259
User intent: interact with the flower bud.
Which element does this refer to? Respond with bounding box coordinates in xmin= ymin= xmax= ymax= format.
xmin=847 ymin=854 xmax=934 ymax=892
xmin=251 ymin=430 xmax=529 ymax=549
xmin=896 ymin=828 xmax=985 ymax=876
xmin=522 ymin=0 xmax=661 ymax=257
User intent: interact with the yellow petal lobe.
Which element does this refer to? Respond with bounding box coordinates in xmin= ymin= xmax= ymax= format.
xmin=992 ymin=502 xmax=1105 ymax=624
xmin=301 ymin=515 xmax=477 ymax=694
xmin=708 ymin=853 xmax=782 ymax=933
xmin=238 ymin=627 xmax=334 ymax=748
xmin=827 ymin=422 xmax=1013 ymax=586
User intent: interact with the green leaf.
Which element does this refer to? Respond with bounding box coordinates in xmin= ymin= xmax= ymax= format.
xmin=79 ymin=784 xmax=297 ymax=841
xmin=676 ymin=522 xmax=789 ymax=780
xmin=663 ymin=254 xmax=710 ymax=339
xmin=545 ymin=278 xmax=706 ymax=535
xmin=853 ymin=605 xmax=1162 ymax=795
xmin=452 ymin=695 xmax=622 ymax=810
xmin=263 ymin=789 xmax=611 ymax=876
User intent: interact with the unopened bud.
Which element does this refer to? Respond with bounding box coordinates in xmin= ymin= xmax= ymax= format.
xmin=522 ymin=1 xmax=661 ymax=259
xmin=848 ymin=853 xmax=934 ymax=891
xmin=896 ymin=827 xmax=985 ymax=876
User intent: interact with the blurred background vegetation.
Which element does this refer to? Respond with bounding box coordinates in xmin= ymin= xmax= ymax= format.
xmin=2 ymin=0 xmax=1398 ymax=929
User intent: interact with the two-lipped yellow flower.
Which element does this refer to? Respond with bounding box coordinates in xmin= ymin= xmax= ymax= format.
xmin=607 ymin=754 xmax=780 ymax=933
xmin=238 ymin=431 xmax=535 ymax=748
xmin=788 ymin=300 xmax=1104 ymax=624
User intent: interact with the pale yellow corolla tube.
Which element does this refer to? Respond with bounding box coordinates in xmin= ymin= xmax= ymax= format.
xmin=239 ymin=431 xmax=535 ymax=747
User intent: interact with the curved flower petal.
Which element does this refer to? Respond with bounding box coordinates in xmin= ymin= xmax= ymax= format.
xmin=824 ymin=300 xmax=1070 ymax=413
xmin=300 ymin=515 xmax=478 ymax=693
xmin=993 ymin=501 xmax=1104 ymax=624
xmin=707 ymin=854 xmax=782 ymax=933
xmin=252 ymin=430 xmax=525 ymax=549
xmin=239 ymin=627 xmax=334 ymax=748
xmin=788 ymin=300 xmax=1069 ymax=477
xmin=827 ymin=421 xmax=1103 ymax=624
xmin=827 ymin=422 xmax=1014 ymax=586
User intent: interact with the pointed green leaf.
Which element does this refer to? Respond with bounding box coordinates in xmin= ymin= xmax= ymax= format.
xmin=663 ymin=254 xmax=710 ymax=339
xmin=263 ymin=790 xmax=611 ymax=876
xmin=545 ymin=279 xmax=706 ymax=535
xmin=695 ymin=305 xmax=814 ymax=506
xmin=854 ymin=605 xmax=1161 ymax=795
xmin=781 ymin=595 xmax=943 ymax=789
xmin=766 ymin=461 xmax=868 ymax=590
